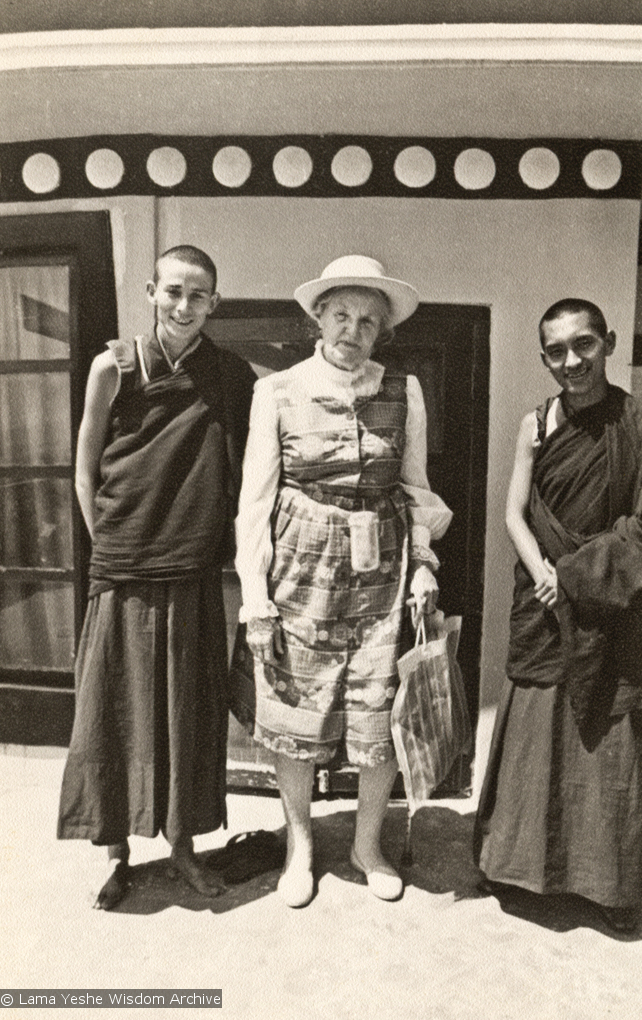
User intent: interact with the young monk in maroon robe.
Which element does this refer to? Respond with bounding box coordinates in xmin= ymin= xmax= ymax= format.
xmin=475 ymin=298 xmax=642 ymax=933
xmin=57 ymin=246 xmax=256 ymax=909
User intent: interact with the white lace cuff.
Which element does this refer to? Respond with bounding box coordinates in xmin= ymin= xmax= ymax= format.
xmin=410 ymin=523 xmax=441 ymax=571
xmin=411 ymin=546 xmax=441 ymax=572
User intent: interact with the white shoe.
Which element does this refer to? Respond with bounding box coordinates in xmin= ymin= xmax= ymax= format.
xmin=350 ymin=846 xmax=403 ymax=901
xmin=277 ymin=863 xmax=314 ymax=908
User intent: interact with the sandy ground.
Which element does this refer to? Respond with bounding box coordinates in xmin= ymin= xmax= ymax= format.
xmin=1 ymin=725 xmax=641 ymax=1020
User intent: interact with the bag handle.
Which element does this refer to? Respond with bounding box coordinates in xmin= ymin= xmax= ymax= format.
xmin=414 ymin=608 xmax=446 ymax=647
xmin=414 ymin=615 xmax=427 ymax=647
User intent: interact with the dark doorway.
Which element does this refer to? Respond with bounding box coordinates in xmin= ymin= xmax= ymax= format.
xmin=0 ymin=212 xmax=118 ymax=745
xmin=205 ymin=299 xmax=490 ymax=796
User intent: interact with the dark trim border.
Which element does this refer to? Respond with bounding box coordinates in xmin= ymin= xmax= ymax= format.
xmin=1 ymin=135 xmax=639 ymax=203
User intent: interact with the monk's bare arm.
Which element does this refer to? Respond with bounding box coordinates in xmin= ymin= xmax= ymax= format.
xmin=75 ymin=351 xmax=119 ymax=539
xmin=505 ymin=411 xmax=558 ymax=606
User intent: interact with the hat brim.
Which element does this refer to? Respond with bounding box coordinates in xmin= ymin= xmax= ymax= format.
xmin=294 ymin=275 xmax=419 ymax=327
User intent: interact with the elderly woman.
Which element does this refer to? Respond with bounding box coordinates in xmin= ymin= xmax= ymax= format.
xmin=233 ymin=255 xmax=452 ymax=907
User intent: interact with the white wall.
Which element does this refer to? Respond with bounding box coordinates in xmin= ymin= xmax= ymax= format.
xmin=2 ymin=190 xmax=638 ymax=711
xmin=160 ymin=195 xmax=641 ymax=706
xmin=4 ymin=62 xmax=642 ymax=140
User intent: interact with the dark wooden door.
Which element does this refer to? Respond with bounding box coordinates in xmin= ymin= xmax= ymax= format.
xmin=0 ymin=212 xmax=118 ymax=745
xmin=205 ymin=300 xmax=490 ymax=796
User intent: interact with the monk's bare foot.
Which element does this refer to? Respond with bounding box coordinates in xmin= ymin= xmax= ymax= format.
xmin=170 ymin=842 xmax=226 ymax=898
xmin=93 ymin=859 xmax=131 ymax=911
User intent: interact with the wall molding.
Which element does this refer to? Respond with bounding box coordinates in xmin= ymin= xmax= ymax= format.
xmin=3 ymin=25 xmax=642 ymax=71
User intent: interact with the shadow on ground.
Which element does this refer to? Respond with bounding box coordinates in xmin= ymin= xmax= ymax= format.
xmin=314 ymin=804 xmax=485 ymax=902
xmin=110 ymin=804 xmax=485 ymax=916
xmin=108 ymin=834 xmax=286 ymax=916
xmin=401 ymin=806 xmax=483 ymax=898
xmin=107 ymin=803 xmax=640 ymax=940
xmin=481 ymin=881 xmax=641 ymax=942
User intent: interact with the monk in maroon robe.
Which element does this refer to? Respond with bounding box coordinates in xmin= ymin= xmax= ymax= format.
xmin=57 ymin=247 xmax=256 ymax=909
xmin=475 ymin=298 xmax=642 ymax=933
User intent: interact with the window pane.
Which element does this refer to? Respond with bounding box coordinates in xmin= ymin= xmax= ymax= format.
xmin=0 ymin=579 xmax=75 ymax=670
xmin=0 ymin=374 xmax=71 ymax=466
xmin=1 ymin=477 xmax=74 ymax=569
xmin=0 ymin=264 xmax=70 ymax=361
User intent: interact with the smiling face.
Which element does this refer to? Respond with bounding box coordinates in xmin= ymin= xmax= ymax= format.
xmin=146 ymin=256 xmax=219 ymax=354
xmin=316 ymin=287 xmax=389 ymax=371
xmin=540 ymin=310 xmax=615 ymax=410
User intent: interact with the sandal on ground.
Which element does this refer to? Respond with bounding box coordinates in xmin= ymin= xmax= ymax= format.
xmin=350 ymin=846 xmax=403 ymax=902
xmin=223 ymin=831 xmax=286 ymax=885
xmin=206 ymin=830 xmax=286 ymax=885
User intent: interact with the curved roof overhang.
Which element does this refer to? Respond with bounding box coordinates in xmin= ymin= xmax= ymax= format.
xmin=2 ymin=25 xmax=642 ymax=151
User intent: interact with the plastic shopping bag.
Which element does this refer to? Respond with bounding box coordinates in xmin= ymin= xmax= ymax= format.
xmin=391 ymin=610 xmax=472 ymax=813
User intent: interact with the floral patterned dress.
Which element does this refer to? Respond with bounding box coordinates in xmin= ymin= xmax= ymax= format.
xmin=231 ymin=345 xmax=451 ymax=766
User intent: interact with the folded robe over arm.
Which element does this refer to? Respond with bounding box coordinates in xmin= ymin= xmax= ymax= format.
xmin=556 ymin=481 xmax=642 ymax=735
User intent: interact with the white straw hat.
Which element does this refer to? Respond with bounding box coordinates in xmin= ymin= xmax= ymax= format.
xmin=294 ymin=255 xmax=419 ymax=327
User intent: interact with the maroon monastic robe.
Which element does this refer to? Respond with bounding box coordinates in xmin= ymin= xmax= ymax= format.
xmin=475 ymin=385 xmax=642 ymax=908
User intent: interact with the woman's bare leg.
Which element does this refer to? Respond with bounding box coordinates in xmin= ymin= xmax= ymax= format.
xmin=352 ymin=759 xmax=402 ymax=899
xmin=274 ymin=754 xmax=315 ymax=906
